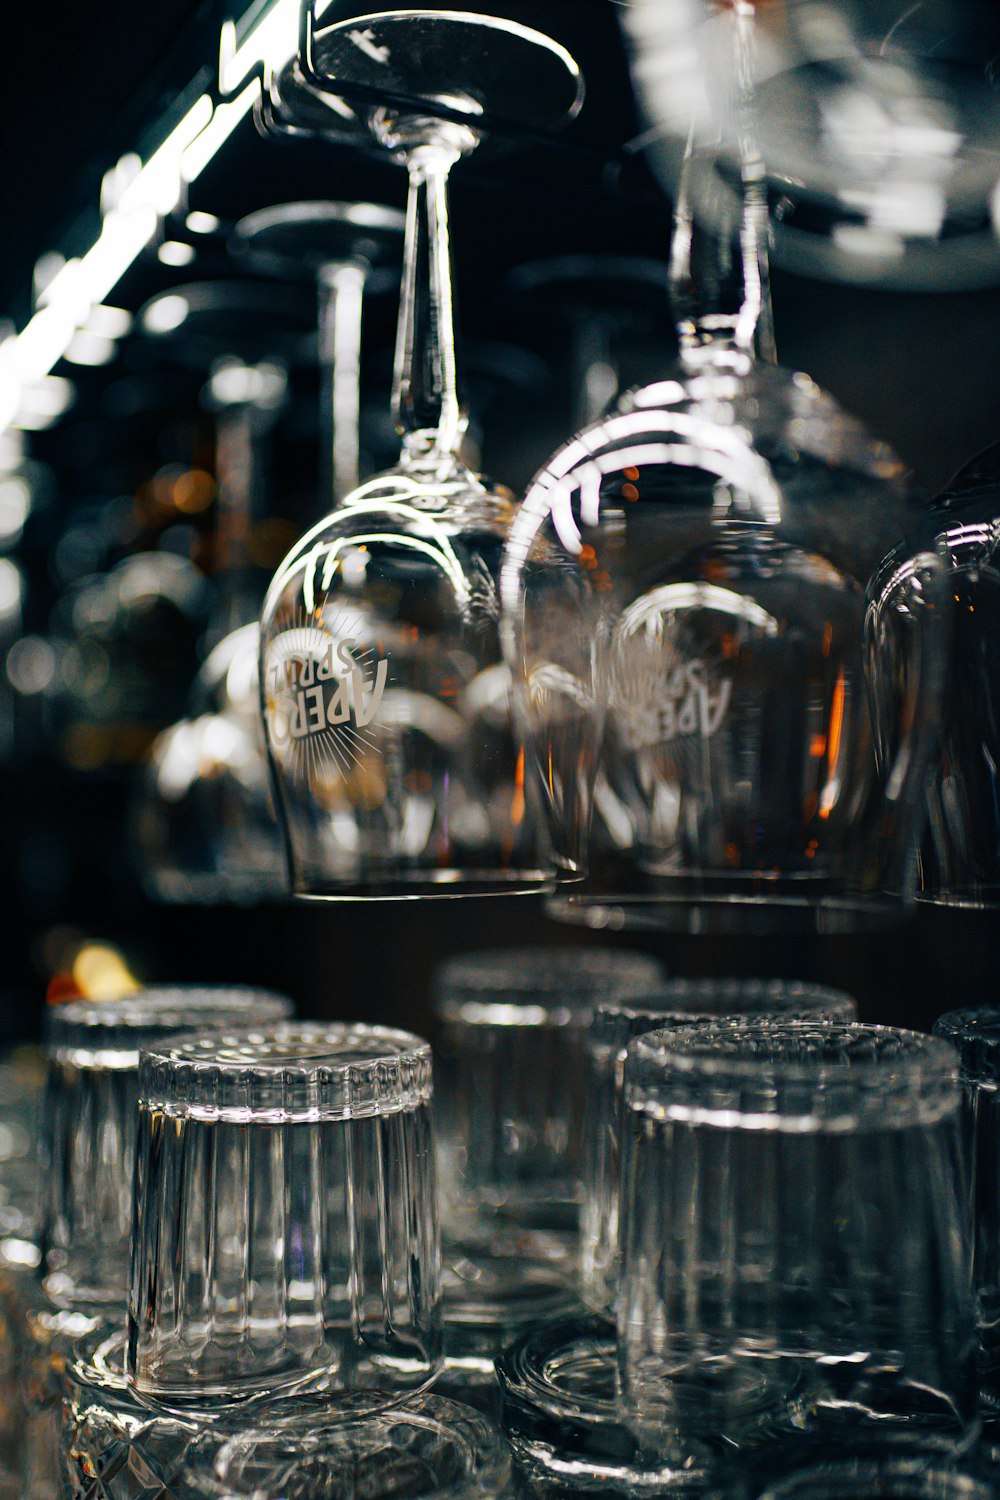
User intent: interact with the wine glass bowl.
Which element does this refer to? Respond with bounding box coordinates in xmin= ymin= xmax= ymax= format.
xmin=260 ymin=9 xmax=583 ymax=898
xmin=917 ymin=445 xmax=1000 ymax=906
xmin=135 ymin=623 xmax=285 ymax=904
xmin=500 ymin=360 xmax=949 ymax=932
xmin=261 ymin=473 xmax=546 ymax=896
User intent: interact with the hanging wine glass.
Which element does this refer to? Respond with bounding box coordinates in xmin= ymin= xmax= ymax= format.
xmin=133 ymin=363 xmax=291 ymax=903
xmin=499 ymin=2 xmax=949 ymax=935
xmin=506 ymin=255 xmax=673 ymax=434
xmin=916 ymin=445 xmax=1000 ymax=906
xmin=131 ymin=280 xmax=311 ymax=902
xmin=621 ymin=0 xmax=1000 ymax=292
xmin=138 ymin=201 xmax=408 ymax=904
xmin=232 ymin=200 xmax=406 ymax=507
xmin=47 ymin=552 xmax=213 ymax=778
xmin=259 ymin=8 xmax=583 ymax=898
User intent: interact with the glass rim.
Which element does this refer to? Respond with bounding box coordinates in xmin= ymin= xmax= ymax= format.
xmin=45 ymin=987 xmax=295 ymax=1066
xmin=141 ymin=1020 xmax=429 ymax=1075
xmin=590 ymin=979 xmax=857 ymax=1045
xmin=625 ymin=1021 xmax=959 ymax=1129
xmin=497 ymin=1315 xmax=618 ymax=1429
xmin=433 ymin=945 xmax=663 ymax=1024
xmin=138 ymin=1021 xmax=433 ymax=1121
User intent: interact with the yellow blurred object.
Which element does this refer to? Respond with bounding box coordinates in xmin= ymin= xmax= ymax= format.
xmin=71 ymin=945 xmax=141 ymax=1002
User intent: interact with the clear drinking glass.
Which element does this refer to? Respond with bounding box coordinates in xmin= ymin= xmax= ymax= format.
xmin=40 ymin=988 xmax=293 ymax=1309
xmin=933 ymin=1007 xmax=1000 ymax=1409
xmin=127 ymin=1022 xmax=441 ymax=1407
xmin=432 ymin=945 xmax=663 ymax=1386
xmin=0 ymin=1049 xmax=45 ymax=1499
xmin=258 ymin=9 xmax=582 ymax=898
xmin=434 ymin=946 xmax=665 ymax=1240
xmin=180 ymin=1391 xmax=512 ymax=1499
xmin=618 ymin=1021 xmax=977 ymax=1460
xmin=497 ymin=1315 xmax=710 ymax=1498
xmin=0 ymin=1047 xmax=46 ymax=1248
xmin=25 ymin=986 xmax=294 ymax=1500
xmin=581 ymin=979 xmax=858 ymax=1317
xmin=499 ymin=4 xmax=949 ymax=935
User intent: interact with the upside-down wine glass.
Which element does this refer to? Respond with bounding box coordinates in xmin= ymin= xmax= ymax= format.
xmin=232 ymin=199 xmax=406 ymax=509
xmin=134 ymin=210 xmax=402 ymax=907
xmin=916 ymin=445 xmax=1000 ymax=907
xmin=259 ymin=7 xmax=583 ymax=898
xmin=621 ymin=0 xmax=1000 ymax=293
xmin=499 ymin=0 xmax=948 ymax=935
xmin=133 ymin=309 xmax=293 ymax=904
xmin=506 ymin=255 xmax=673 ymax=436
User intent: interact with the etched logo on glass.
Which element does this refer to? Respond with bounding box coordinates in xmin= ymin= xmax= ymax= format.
xmin=618 ymin=661 xmax=732 ymax=753
xmin=265 ymin=610 xmax=389 ymax=779
xmin=611 ymin=583 xmax=778 ymax=757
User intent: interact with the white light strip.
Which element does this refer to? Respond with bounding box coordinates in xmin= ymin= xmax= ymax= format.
xmin=2 ymin=97 xmax=212 ymax=411
xmin=181 ymin=81 xmax=258 ymax=182
xmin=0 ymin=0 xmax=304 ymax=436
xmin=220 ymin=0 xmax=298 ymax=97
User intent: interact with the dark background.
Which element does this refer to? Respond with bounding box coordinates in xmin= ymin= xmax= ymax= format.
xmin=2 ymin=0 xmax=999 ymax=1042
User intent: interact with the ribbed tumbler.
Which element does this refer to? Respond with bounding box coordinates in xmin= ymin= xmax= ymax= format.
xmin=26 ymin=986 xmax=294 ymax=1500
xmin=127 ymin=1022 xmax=441 ymax=1406
xmin=42 ymin=988 xmax=293 ymax=1309
xmin=434 ymin=946 xmax=664 ymax=1238
xmin=581 ymin=980 xmax=857 ymax=1315
xmin=433 ymin=946 xmax=663 ymax=1365
xmin=933 ymin=1006 xmax=1000 ymax=1409
xmin=618 ymin=1022 xmax=977 ymax=1459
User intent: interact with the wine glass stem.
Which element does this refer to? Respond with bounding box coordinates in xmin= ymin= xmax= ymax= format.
xmin=572 ymin=312 xmax=619 ymax=429
xmin=318 ymin=260 xmax=367 ymax=506
xmin=733 ymin=0 xmax=776 ymax=363
xmin=213 ymin=406 xmax=260 ymax=638
xmin=393 ymin=145 xmax=467 ymax=465
xmin=671 ymin=0 xmax=776 ymax=366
